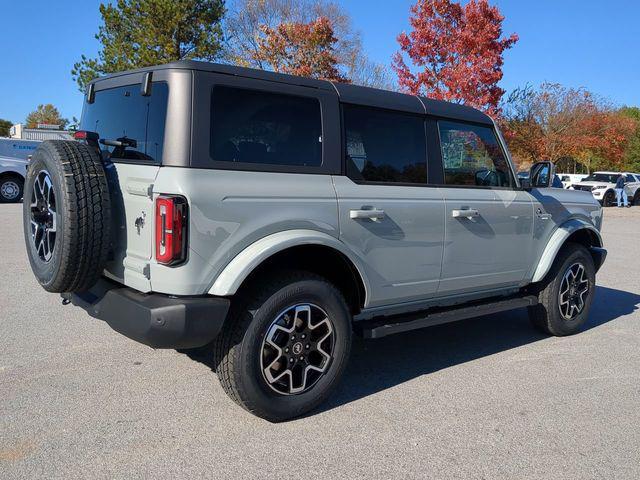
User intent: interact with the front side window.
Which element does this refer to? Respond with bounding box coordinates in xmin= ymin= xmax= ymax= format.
xmin=80 ymin=82 xmax=168 ymax=163
xmin=344 ymin=105 xmax=427 ymax=184
xmin=210 ymin=86 xmax=322 ymax=167
xmin=438 ymin=121 xmax=513 ymax=187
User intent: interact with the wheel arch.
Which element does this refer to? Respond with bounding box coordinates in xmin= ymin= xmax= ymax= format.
xmin=531 ymin=219 xmax=603 ymax=284
xmin=0 ymin=170 xmax=25 ymax=182
xmin=208 ymin=230 xmax=370 ymax=314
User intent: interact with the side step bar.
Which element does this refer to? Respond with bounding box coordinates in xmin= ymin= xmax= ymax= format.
xmin=357 ymin=294 xmax=539 ymax=339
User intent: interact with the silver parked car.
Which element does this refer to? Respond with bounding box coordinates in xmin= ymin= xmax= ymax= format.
xmin=22 ymin=61 xmax=606 ymax=421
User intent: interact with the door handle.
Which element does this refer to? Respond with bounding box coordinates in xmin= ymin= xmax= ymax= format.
xmin=452 ymin=209 xmax=479 ymax=219
xmin=350 ymin=208 xmax=385 ymax=221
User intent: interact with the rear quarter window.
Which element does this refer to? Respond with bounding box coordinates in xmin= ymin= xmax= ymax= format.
xmin=210 ymin=86 xmax=322 ymax=168
xmin=80 ymin=82 xmax=169 ymax=163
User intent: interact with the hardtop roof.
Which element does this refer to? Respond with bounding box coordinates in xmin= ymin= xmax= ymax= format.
xmin=90 ymin=60 xmax=494 ymax=124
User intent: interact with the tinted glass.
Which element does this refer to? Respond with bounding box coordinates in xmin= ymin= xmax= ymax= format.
xmin=583 ymin=173 xmax=618 ymax=183
xmin=344 ymin=105 xmax=427 ymax=184
xmin=210 ymin=86 xmax=322 ymax=167
xmin=438 ymin=121 xmax=513 ymax=187
xmin=80 ymin=82 xmax=168 ymax=163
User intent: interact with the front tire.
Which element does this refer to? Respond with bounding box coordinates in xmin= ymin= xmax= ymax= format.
xmin=528 ymin=243 xmax=596 ymax=336
xmin=213 ymin=271 xmax=352 ymax=422
xmin=602 ymin=190 xmax=615 ymax=207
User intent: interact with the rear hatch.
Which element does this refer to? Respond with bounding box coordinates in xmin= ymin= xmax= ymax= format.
xmin=79 ymin=80 xmax=170 ymax=292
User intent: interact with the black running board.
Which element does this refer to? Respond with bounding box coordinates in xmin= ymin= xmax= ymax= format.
xmin=357 ymin=294 xmax=539 ymax=339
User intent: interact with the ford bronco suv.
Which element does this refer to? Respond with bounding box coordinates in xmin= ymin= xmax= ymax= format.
xmin=23 ymin=61 xmax=606 ymax=422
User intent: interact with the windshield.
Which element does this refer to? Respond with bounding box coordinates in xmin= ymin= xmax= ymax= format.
xmin=582 ymin=173 xmax=618 ymax=183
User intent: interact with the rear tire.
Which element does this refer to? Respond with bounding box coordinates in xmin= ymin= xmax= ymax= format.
xmin=528 ymin=243 xmax=595 ymax=336
xmin=633 ymin=191 xmax=640 ymax=206
xmin=0 ymin=175 xmax=24 ymax=203
xmin=213 ymin=270 xmax=352 ymax=422
xmin=22 ymin=140 xmax=111 ymax=293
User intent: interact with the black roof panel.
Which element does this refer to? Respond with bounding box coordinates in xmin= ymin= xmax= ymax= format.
xmin=91 ymin=61 xmax=493 ymax=124
xmin=331 ymin=82 xmax=425 ymax=114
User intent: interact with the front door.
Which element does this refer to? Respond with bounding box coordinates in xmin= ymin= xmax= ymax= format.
xmin=435 ymin=120 xmax=534 ymax=295
xmin=334 ymin=105 xmax=445 ymax=308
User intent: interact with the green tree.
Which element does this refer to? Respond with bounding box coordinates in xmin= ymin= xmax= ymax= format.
xmin=72 ymin=0 xmax=226 ymax=91
xmin=25 ymin=105 xmax=69 ymax=129
xmin=619 ymin=107 xmax=640 ymax=172
xmin=0 ymin=118 xmax=12 ymax=137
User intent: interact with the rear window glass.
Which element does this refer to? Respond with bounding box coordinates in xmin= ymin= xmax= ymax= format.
xmin=344 ymin=105 xmax=427 ymax=184
xmin=80 ymin=82 xmax=168 ymax=163
xmin=210 ymin=86 xmax=322 ymax=167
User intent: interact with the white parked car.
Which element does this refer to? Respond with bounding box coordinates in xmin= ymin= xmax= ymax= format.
xmin=558 ymin=173 xmax=588 ymax=189
xmin=571 ymin=171 xmax=640 ymax=206
xmin=625 ymin=174 xmax=640 ymax=205
xmin=0 ymin=155 xmax=28 ymax=203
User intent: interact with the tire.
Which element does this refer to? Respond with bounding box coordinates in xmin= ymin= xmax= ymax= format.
xmin=633 ymin=191 xmax=640 ymax=206
xmin=0 ymin=174 xmax=24 ymax=203
xmin=602 ymin=190 xmax=615 ymax=207
xmin=22 ymin=140 xmax=111 ymax=293
xmin=528 ymin=242 xmax=596 ymax=336
xmin=213 ymin=270 xmax=352 ymax=422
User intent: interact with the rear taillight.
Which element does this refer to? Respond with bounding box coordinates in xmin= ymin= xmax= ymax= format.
xmin=155 ymin=195 xmax=188 ymax=266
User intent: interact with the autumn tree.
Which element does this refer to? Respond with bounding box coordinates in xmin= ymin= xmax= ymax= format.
xmin=72 ymin=0 xmax=225 ymax=91
xmin=618 ymin=107 xmax=640 ymax=172
xmin=502 ymin=83 xmax=636 ymax=172
xmin=0 ymin=119 xmax=12 ymax=137
xmin=252 ymin=17 xmax=348 ymax=82
xmin=225 ymin=0 xmax=392 ymax=88
xmin=393 ymin=0 xmax=518 ymax=116
xmin=25 ymin=105 xmax=69 ymax=130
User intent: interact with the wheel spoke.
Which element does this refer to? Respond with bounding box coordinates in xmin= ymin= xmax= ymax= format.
xmin=260 ymin=303 xmax=335 ymax=396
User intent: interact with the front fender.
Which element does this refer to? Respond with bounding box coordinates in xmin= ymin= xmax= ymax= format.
xmin=208 ymin=229 xmax=371 ymax=303
xmin=531 ymin=219 xmax=603 ymax=283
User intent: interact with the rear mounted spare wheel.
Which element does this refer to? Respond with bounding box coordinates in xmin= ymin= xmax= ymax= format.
xmin=22 ymin=140 xmax=111 ymax=293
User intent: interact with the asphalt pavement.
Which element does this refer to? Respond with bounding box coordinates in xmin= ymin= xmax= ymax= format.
xmin=1 ymin=203 xmax=639 ymax=479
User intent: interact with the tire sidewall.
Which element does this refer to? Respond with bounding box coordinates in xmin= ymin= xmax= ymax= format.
xmin=236 ymin=278 xmax=352 ymax=420
xmin=545 ymin=246 xmax=596 ymax=335
xmin=22 ymin=147 xmax=67 ymax=290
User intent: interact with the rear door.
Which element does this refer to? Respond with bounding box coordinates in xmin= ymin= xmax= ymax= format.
xmin=80 ymin=78 xmax=170 ymax=292
xmin=433 ymin=119 xmax=534 ymax=295
xmin=333 ymin=104 xmax=445 ymax=308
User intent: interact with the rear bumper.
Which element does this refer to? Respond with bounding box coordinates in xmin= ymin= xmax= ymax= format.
xmin=65 ymin=278 xmax=230 ymax=349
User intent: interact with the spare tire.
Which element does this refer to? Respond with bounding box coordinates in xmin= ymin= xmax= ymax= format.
xmin=22 ymin=140 xmax=111 ymax=293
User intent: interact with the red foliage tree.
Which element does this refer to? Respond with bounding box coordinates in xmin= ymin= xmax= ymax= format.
xmin=393 ymin=0 xmax=518 ymax=117
xmin=252 ymin=17 xmax=350 ymax=82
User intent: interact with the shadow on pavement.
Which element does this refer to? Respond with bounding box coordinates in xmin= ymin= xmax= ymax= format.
xmin=180 ymin=286 xmax=640 ymax=414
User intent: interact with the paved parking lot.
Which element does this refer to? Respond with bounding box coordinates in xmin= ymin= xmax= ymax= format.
xmin=1 ymin=203 xmax=639 ymax=479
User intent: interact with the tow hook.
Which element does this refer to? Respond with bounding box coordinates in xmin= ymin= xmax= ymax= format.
xmin=61 ymin=293 xmax=71 ymax=306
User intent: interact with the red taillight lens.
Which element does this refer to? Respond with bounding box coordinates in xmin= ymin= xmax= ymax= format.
xmin=155 ymin=195 xmax=188 ymax=266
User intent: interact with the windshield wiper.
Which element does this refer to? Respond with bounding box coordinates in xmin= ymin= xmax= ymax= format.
xmin=99 ymin=137 xmax=137 ymax=148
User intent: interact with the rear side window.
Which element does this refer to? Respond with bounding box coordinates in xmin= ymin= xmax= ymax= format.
xmin=344 ymin=105 xmax=427 ymax=184
xmin=438 ymin=121 xmax=513 ymax=188
xmin=80 ymin=83 xmax=168 ymax=163
xmin=210 ymin=86 xmax=322 ymax=167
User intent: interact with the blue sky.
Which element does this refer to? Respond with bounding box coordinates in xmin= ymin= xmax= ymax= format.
xmin=0 ymin=0 xmax=638 ymax=124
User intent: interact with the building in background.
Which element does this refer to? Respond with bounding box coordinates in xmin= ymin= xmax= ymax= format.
xmin=9 ymin=123 xmax=72 ymax=141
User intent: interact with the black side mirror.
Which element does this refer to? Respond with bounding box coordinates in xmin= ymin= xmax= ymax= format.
xmin=529 ymin=161 xmax=555 ymax=188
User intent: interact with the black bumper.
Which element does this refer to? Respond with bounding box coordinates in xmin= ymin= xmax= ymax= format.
xmin=66 ymin=279 xmax=230 ymax=349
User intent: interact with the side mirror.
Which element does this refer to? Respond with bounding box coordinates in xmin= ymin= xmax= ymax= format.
xmin=529 ymin=161 xmax=555 ymax=188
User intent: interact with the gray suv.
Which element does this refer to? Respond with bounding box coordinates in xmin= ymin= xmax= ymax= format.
xmin=22 ymin=61 xmax=606 ymax=421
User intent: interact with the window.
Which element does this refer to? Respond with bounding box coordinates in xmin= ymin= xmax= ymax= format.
xmin=344 ymin=105 xmax=427 ymax=184
xmin=80 ymin=83 xmax=168 ymax=163
xmin=210 ymin=86 xmax=322 ymax=167
xmin=438 ymin=121 xmax=513 ymax=187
